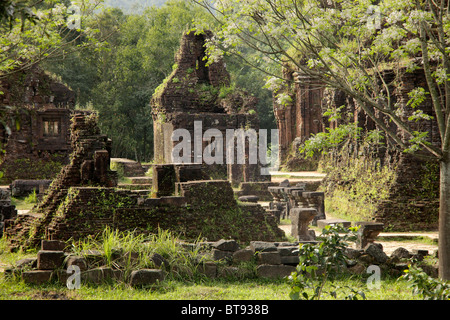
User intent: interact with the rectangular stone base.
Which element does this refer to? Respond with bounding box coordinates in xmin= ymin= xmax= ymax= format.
xmin=317 ymin=219 xmax=351 ymax=229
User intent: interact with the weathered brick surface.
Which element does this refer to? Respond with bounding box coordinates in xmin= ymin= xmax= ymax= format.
xmin=37 ymin=250 xmax=65 ymax=270
xmin=22 ymin=270 xmax=54 ymax=285
xmin=256 ymin=265 xmax=296 ymax=279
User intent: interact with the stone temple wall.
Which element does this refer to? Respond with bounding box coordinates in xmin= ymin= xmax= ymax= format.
xmin=3 ymin=113 xmax=285 ymax=251
xmin=151 ymin=30 xmax=268 ymax=185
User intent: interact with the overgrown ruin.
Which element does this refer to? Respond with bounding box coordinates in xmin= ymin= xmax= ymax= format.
xmin=274 ymin=65 xmax=440 ymax=231
xmin=151 ymin=30 xmax=270 ymax=185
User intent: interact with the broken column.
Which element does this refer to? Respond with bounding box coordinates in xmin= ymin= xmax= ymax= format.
xmin=290 ymin=207 xmax=317 ymax=241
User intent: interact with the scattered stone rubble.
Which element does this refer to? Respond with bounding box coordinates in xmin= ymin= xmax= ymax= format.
xmin=3 ymin=234 xmax=439 ymax=287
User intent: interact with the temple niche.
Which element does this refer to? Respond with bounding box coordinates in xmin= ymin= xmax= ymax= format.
xmin=150 ymin=30 xmax=270 ymax=185
xmin=0 ymin=65 xmax=77 ymax=183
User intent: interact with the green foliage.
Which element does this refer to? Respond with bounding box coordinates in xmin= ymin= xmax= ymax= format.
xmin=321 ymin=150 xmax=397 ymax=222
xmin=0 ymin=0 xmax=104 ymax=79
xmin=110 ymin=161 xmax=125 ymax=181
xmin=299 ymin=124 xmax=362 ymax=158
xmin=0 ymin=155 xmax=65 ymax=183
xmin=287 ymin=225 xmax=367 ymax=300
xmin=44 ymin=0 xmax=214 ymax=162
xmin=402 ymin=265 xmax=450 ymax=300
xmin=197 ymin=0 xmax=448 ymax=160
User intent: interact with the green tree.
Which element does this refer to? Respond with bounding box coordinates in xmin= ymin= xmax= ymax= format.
xmin=192 ymin=0 xmax=450 ymax=280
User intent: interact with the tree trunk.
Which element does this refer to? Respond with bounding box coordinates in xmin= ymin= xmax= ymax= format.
xmin=439 ymin=158 xmax=450 ymax=280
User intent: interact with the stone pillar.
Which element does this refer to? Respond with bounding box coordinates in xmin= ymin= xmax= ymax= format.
xmin=290 ymin=207 xmax=317 ymax=241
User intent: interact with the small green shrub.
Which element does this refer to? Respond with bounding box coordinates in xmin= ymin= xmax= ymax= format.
xmin=402 ymin=265 xmax=450 ymax=300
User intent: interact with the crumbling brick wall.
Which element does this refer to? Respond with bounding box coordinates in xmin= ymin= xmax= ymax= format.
xmin=4 ymin=112 xmax=118 ymax=249
xmin=4 ymin=114 xmax=284 ymax=251
xmin=43 ymin=181 xmax=284 ymax=244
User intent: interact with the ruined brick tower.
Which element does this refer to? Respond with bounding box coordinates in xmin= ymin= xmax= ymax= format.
xmin=151 ymin=30 xmax=269 ymax=184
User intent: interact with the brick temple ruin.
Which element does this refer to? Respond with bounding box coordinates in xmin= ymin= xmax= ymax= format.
xmin=0 ymin=65 xmax=77 ymax=183
xmin=274 ymin=63 xmax=440 ymax=230
xmin=2 ymin=37 xmax=287 ymax=250
xmin=151 ymin=30 xmax=270 ymax=186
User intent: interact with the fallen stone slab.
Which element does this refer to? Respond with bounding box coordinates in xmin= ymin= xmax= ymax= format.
xmin=257 ymin=252 xmax=281 ymax=265
xmin=364 ymin=243 xmax=388 ymax=264
xmin=390 ymin=247 xmax=412 ymax=259
xmin=277 ymin=246 xmax=299 ymax=256
xmin=129 ymin=269 xmax=164 ymax=287
xmin=250 ymin=241 xmax=277 ymax=253
xmin=81 ymin=267 xmax=115 ymax=284
xmin=212 ymin=249 xmax=233 ymax=261
xmin=15 ymin=258 xmax=37 ymax=269
xmin=213 ymin=239 xmax=240 ymax=252
xmin=41 ymin=240 xmax=67 ymax=251
xmin=232 ymin=249 xmax=254 ymax=263
xmin=256 ymin=265 xmax=296 ymax=279
xmin=280 ymin=256 xmax=299 ymax=265
xmin=66 ymin=255 xmax=88 ymax=271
